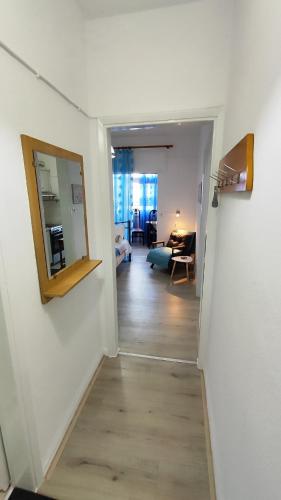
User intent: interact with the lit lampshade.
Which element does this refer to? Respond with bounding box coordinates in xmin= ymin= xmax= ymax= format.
xmin=176 ymin=209 xmax=180 ymax=217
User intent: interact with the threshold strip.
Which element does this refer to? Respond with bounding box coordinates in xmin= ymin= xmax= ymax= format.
xmin=118 ymin=351 xmax=197 ymax=365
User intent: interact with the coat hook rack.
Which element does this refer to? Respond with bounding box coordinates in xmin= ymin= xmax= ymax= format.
xmin=211 ymin=134 xmax=254 ymax=197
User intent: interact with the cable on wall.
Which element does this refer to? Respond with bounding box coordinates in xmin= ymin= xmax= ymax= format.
xmin=0 ymin=40 xmax=90 ymax=118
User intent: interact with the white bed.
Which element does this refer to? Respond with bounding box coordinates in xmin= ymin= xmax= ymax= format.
xmin=114 ymin=223 xmax=132 ymax=267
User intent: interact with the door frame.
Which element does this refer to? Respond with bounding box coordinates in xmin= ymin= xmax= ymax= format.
xmin=95 ymin=106 xmax=224 ymax=368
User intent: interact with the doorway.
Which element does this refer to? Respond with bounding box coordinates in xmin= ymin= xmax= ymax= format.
xmin=110 ymin=120 xmax=214 ymax=362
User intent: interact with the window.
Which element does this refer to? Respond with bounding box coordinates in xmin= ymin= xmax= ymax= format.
xmin=132 ymin=173 xmax=158 ymax=216
xmin=113 ymin=173 xmax=158 ymax=229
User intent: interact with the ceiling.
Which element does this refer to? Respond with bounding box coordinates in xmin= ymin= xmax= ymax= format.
xmin=77 ymin=0 xmax=197 ymax=20
xmin=110 ymin=122 xmax=213 ymax=151
xmin=111 ymin=121 xmax=211 ymax=138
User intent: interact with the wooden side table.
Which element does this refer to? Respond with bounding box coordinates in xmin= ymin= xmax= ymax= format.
xmin=170 ymin=256 xmax=193 ymax=284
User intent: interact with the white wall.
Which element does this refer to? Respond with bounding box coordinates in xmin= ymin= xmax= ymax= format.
xmin=0 ymin=245 xmax=39 ymax=489
xmin=56 ymin=159 xmax=87 ymax=266
xmin=112 ymin=124 xmax=209 ymax=242
xmin=0 ymin=1 xmax=104 ymax=487
xmin=204 ymin=2 xmax=281 ymax=499
xmin=85 ymin=0 xmax=233 ymax=117
xmin=0 ymin=0 xmax=87 ymax=109
xmin=37 ymin=152 xmax=62 ymax=226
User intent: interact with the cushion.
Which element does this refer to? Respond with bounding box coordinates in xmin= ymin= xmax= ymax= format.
xmin=114 ymin=224 xmax=125 ymax=242
xmin=167 ymin=238 xmax=179 ymax=247
xmin=167 ymin=229 xmax=194 ymax=247
xmin=116 ymin=239 xmax=132 ymax=255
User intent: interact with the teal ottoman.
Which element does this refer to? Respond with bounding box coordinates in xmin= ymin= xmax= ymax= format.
xmin=146 ymin=246 xmax=173 ymax=270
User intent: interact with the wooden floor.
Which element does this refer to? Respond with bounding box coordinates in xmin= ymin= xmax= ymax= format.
xmin=40 ymin=356 xmax=210 ymax=500
xmin=40 ymin=247 xmax=209 ymax=499
xmin=117 ymin=246 xmax=200 ymax=361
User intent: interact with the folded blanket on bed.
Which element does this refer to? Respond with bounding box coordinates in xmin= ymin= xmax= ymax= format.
xmin=115 ymin=239 xmax=132 ymax=256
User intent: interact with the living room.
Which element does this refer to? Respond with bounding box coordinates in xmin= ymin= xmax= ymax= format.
xmin=111 ymin=120 xmax=213 ymax=361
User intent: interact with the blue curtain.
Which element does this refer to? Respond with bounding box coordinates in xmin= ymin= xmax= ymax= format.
xmin=134 ymin=174 xmax=158 ymax=230
xmin=112 ymin=149 xmax=134 ymax=223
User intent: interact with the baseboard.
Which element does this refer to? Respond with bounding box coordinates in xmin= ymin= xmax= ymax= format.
xmin=201 ymin=371 xmax=217 ymax=500
xmin=3 ymin=485 xmax=14 ymax=499
xmin=42 ymin=353 xmax=105 ymax=481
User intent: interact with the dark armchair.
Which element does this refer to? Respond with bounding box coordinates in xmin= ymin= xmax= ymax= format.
xmin=147 ymin=231 xmax=196 ymax=272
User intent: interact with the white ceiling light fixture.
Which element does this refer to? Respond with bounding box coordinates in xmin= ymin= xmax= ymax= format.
xmin=111 ymin=125 xmax=158 ymax=133
xmin=129 ymin=126 xmax=157 ymax=131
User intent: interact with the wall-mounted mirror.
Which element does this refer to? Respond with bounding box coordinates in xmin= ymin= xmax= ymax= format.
xmin=21 ymin=135 xmax=102 ymax=303
xmin=35 ymin=152 xmax=87 ymax=277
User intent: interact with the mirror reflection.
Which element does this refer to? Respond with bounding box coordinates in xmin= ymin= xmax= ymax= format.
xmin=35 ymin=152 xmax=87 ymax=276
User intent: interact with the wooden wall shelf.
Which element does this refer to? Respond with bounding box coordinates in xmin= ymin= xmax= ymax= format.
xmin=218 ymin=134 xmax=254 ymax=192
xmin=44 ymin=259 xmax=102 ymax=299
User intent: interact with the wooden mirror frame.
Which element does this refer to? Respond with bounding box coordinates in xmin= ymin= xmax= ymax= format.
xmin=21 ymin=135 xmax=102 ymax=304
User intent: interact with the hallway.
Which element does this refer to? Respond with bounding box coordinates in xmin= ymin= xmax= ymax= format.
xmin=39 ymin=248 xmax=209 ymax=499
xmin=40 ymin=355 xmax=210 ymax=500
xmin=117 ymin=247 xmax=199 ymax=361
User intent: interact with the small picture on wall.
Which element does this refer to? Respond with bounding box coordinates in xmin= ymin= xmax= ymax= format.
xmin=71 ymin=184 xmax=83 ymax=204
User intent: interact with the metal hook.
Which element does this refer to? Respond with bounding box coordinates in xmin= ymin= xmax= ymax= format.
xmin=223 ymin=163 xmax=237 ymax=173
xmin=216 ymin=171 xmax=228 ymax=179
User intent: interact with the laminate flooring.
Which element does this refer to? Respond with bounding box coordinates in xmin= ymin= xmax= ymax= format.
xmin=117 ymin=246 xmax=199 ymax=361
xmin=40 ymin=356 xmax=210 ymax=500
